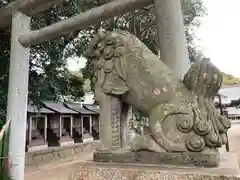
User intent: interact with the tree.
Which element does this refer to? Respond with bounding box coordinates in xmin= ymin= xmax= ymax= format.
xmin=0 ymin=1 xmax=85 ymax=126
xmin=74 ymin=0 xmax=205 ymax=90
xmin=223 ymin=73 xmax=240 ymax=85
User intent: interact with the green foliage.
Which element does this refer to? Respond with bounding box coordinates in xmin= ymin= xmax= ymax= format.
xmin=0 ymin=1 xmax=85 ymax=126
xmin=0 ymin=121 xmax=10 ymax=180
xmin=183 ymin=0 xmax=206 ymax=62
xmin=131 ymin=108 xmax=148 ymax=133
xmin=73 ymin=0 xmax=205 ymax=90
xmin=223 ymin=73 xmax=240 ymax=85
xmin=0 ymin=28 xmax=10 ymax=127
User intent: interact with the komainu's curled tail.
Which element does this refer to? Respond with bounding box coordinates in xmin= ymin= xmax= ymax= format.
xmin=183 ymin=59 xmax=231 ymax=149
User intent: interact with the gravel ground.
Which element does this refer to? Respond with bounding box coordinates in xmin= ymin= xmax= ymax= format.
xmin=220 ymin=120 xmax=240 ymax=165
xmin=24 ymin=153 xmax=92 ymax=180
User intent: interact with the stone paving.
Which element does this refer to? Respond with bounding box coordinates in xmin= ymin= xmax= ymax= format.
xmin=24 ymin=153 xmax=92 ymax=180
xmin=220 ymin=120 xmax=240 ymax=164
xmin=25 ymin=121 xmax=240 ymax=180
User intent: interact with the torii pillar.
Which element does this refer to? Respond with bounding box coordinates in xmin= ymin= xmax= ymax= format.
xmin=154 ymin=0 xmax=190 ymax=78
xmin=7 ymin=11 xmax=30 ymax=180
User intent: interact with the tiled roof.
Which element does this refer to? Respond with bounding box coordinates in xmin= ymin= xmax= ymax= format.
xmin=222 ymin=84 xmax=240 ymax=88
xmin=219 ymin=84 xmax=240 ymax=101
xmin=214 ymin=97 xmax=231 ymax=105
xmin=216 ymin=93 xmax=227 ymax=98
xmin=226 ymin=107 xmax=240 ymax=116
xmin=42 ymin=101 xmax=78 ymax=114
xmin=64 ymin=102 xmax=97 ymax=115
xmin=27 ymin=104 xmax=55 ymax=114
xmin=83 ymin=104 xmax=100 ymax=114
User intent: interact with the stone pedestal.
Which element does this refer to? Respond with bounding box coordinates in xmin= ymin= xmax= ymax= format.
xmin=70 ymin=152 xmax=240 ymax=180
xmin=60 ymin=139 xmax=74 ymax=147
xmin=83 ymin=133 xmax=94 ymax=143
xmin=93 ymin=149 xmax=220 ymax=167
xmin=27 ymin=143 xmax=48 ymax=152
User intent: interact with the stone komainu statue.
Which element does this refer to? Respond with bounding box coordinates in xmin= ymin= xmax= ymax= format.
xmin=85 ymin=30 xmax=231 ymax=166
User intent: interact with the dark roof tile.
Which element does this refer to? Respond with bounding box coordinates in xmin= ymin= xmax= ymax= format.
xmin=83 ymin=104 xmax=100 ymax=114
xmin=64 ymin=102 xmax=97 ymax=115
xmin=219 ymin=85 xmax=240 ymax=101
xmin=27 ymin=104 xmax=55 ymax=114
xmin=42 ymin=101 xmax=78 ymax=114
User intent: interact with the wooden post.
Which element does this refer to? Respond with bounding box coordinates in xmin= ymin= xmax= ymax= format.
xmin=59 ymin=115 xmax=62 ymax=138
xmin=7 ymin=11 xmax=30 ymax=180
xmin=81 ymin=115 xmax=83 ymax=136
xmin=89 ymin=115 xmax=92 ymax=134
xmin=44 ymin=115 xmax=47 ymax=142
xmin=225 ymin=133 xmax=230 ymax=152
xmin=217 ymin=95 xmax=230 ymax=152
xmin=98 ymin=115 xmax=100 ymax=133
xmin=154 ymin=0 xmax=190 ymax=78
xmin=70 ymin=116 xmax=73 ymax=138
xmin=28 ymin=116 xmax=32 ymax=142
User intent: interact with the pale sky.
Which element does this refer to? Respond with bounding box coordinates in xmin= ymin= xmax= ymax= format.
xmin=68 ymin=0 xmax=240 ymax=77
xmin=197 ymin=0 xmax=240 ymax=77
xmin=67 ymin=56 xmax=86 ymax=72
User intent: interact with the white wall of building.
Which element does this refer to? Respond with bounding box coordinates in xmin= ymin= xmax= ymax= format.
xmin=83 ymin=92 xmax=95 ymax=104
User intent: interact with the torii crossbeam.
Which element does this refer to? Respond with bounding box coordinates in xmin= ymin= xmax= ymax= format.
xmin=0 ymin=0 xmax=69 ymax=28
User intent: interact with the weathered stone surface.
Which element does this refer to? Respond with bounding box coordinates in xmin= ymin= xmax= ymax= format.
xmin=25 ymin=141 xmax=100 ymax=167
xmin=70 ymin=153 xmax=240 ymax=180
xmin=93 ymin=149 xmax=220 ymax=167
xmin=86 ymin=30 xmax=231 ymax=167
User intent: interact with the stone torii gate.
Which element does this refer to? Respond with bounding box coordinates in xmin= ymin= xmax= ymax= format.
xmin=0 ymin=0 xmax=189 ymax=179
